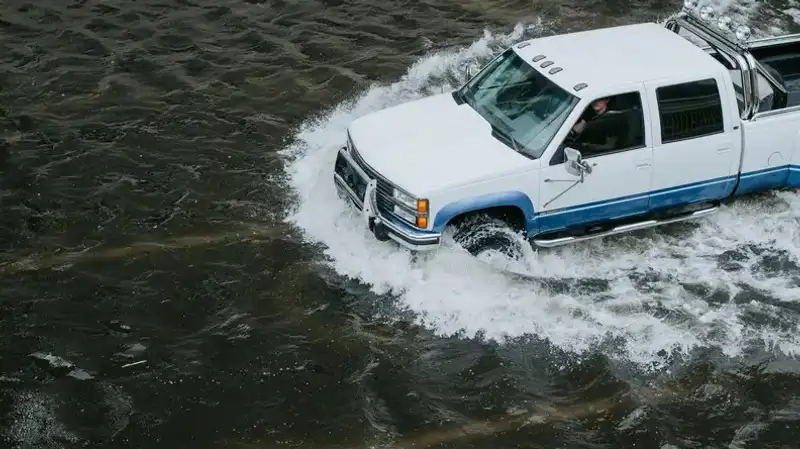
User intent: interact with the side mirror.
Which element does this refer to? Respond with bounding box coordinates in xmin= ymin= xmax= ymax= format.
xmin=564 ymin=147 xmax=583 ymax=176
xmin=564 ymin=147 xmax=592 ymax=178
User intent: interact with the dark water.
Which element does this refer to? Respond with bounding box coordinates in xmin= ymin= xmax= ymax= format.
xmin=3 ymin=1 xmax=800 ymax=448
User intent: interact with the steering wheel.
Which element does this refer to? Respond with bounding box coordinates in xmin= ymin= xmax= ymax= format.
xmin=564 ymin=127 xmax=580 ymax=145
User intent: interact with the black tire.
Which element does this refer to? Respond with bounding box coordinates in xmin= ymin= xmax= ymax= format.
xmin=449 ymin=214 xmax=524 ymax=259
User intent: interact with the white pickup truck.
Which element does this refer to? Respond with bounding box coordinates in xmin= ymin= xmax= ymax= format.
xmin=332 ymin=2 xmax=800 ymax=256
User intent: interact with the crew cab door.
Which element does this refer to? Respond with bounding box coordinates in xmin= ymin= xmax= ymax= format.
xmin=536 ymin=88 xmax=654 ymax=235
xmin=643 ymin=74 xmax=741 ymax=211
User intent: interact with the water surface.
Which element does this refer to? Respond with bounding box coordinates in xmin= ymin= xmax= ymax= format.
xmin=2 ymin=1 xmax=800 ymax=448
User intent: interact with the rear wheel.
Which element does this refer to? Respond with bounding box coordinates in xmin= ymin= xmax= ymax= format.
xmin=449 ymin=213 xmax=525 ymax=259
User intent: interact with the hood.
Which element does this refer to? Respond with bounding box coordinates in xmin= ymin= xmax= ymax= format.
xmin=346 ymin=92 xmax=533 ymax=195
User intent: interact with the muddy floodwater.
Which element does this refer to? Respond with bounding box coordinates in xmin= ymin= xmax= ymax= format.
xmin=2 ymin=1 xmax=800 ymax=448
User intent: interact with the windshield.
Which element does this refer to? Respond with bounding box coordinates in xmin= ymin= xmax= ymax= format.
xmin=458 ymin=49 xmax=579 ymax=159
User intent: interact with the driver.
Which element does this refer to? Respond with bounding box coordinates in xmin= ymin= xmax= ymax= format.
xmin=572 ymin=98 xmax=610 ymax=134
xmin=569 ymin=97 xmax=621 ymax=154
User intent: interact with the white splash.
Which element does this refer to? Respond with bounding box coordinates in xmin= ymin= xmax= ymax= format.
xmin=280 ymin=18 xmax=800 ymax=369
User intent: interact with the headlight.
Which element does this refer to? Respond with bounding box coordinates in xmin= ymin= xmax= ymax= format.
xmin=393 ymin=189 xmax=416 ymax=208
xmin=392 ymin=188 xmax=429 ymax=228
xmin=393 ymin=205 xmax=416 ymax=223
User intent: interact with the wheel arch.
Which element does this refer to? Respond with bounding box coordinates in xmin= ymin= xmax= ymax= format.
xmin=432 ymin=191 xmax=535 ymax=234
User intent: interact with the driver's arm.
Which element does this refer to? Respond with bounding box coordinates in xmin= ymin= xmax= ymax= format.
xmin=581 ymin=135 xmax=618 ymax=152
xmin=572 ymin=119 xmax=587 ymax=134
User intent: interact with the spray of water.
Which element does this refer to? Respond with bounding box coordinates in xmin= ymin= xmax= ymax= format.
xmin=280 ymin=11 xmax=800 ymax=370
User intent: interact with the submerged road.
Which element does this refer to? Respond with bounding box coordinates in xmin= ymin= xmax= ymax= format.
xmin=2 ymin=0 xmax=800 ymax=448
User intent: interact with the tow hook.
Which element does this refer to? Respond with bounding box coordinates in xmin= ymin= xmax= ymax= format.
xmin=369 ymin=217 xmax=390 ymax=241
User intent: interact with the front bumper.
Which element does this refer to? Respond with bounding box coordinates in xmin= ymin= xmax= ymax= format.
xmin=332 ymin=146 xmax=441 ymax=252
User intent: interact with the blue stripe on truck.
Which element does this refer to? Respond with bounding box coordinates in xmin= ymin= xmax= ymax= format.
xmin=431 ymin=165 xmax=800 ymax=236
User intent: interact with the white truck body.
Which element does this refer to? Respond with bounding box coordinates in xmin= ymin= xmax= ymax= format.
xmin=332 ymin=5 xmax=800 ymax=253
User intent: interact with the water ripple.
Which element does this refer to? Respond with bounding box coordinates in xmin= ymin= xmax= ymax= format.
xmin=3 ymin=0 xmax=800 ymax=448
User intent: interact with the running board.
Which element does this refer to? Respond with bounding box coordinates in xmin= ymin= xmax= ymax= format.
xmin=532 ymin=206 xmax=719 ymax=248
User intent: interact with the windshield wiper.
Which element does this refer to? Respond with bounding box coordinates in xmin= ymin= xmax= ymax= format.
xmin=490 ymin=124 xmax=525 ymax=155
xmin=479 ymin=79 xmax=537 ymax=90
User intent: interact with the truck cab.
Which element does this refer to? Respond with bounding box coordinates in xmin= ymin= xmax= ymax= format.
xmin=332 ymin=3 xmax=800 ymax=255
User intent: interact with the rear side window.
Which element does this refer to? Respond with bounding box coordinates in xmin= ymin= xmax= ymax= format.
xmin=655 ymin=78 xmax=724 ymax=143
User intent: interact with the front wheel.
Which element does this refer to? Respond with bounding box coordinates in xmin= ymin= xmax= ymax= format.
xmin=449 ymin=214 xmax=525 ymax=259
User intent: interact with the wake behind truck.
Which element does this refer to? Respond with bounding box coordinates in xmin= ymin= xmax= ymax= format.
xmin=333 ymin=1 xmax=800 ymax=256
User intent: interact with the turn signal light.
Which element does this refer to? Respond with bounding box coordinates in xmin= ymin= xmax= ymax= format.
xmin=416 ymin=199 xmax=428 ymax=213
xmin=416 ymin=216 xmax=428 ymax=228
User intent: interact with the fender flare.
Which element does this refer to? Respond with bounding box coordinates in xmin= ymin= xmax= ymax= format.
xmin=431 ymin=191 xmax=536 ymax=233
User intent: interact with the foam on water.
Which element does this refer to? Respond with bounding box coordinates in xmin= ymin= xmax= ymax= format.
xmin=280 ymin=15 xmax=800 ymax=369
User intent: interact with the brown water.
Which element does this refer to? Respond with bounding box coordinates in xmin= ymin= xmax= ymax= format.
xmin=3 ymin=1 xmax=800 ymax=448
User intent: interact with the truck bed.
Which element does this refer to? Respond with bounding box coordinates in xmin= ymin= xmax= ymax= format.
xmin=750 ymin=41 xmax=800 ymax=108
xmin=709 ymin=39 xmax=800 ymax=112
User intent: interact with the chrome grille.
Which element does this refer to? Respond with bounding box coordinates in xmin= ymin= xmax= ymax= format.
xmin=348 ymin=143 xmax=397 ymax=217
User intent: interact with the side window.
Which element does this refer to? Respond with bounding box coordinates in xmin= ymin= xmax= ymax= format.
xmin=756 ymin=71 xmax=776 ymax=112
xmin=655 ymin=78 xmax=724 ymax=143
xmin=553 ymin=91 xmax=645 ymax=164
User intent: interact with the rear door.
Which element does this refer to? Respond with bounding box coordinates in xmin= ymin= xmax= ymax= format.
xmin=643 ymin=74 xmax=740 ymax=211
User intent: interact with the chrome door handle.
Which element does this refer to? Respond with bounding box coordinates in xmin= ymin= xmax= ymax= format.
xmin=636 ymin=163 xmax=651 ymax=169
xmin=544 ymin=178 xmax=579 ymax=183
xmin=716 ymin=148 xmax=730 ymax=153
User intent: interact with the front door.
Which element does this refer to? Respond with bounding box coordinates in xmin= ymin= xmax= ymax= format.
xmin=535 ymin=89 xmax=654 ymax=235
xmin=644 ymin=75 xmax=739 ymax=210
